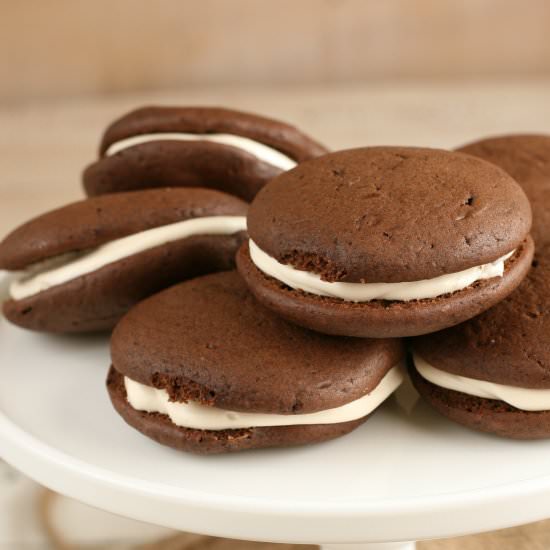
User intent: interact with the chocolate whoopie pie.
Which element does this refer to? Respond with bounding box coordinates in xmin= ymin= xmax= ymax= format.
xmin=83 ymin=106 xmax=328 ymax=201
xmin=0 ymin=188 xmax=247 ymax=332
xmin=457 ymin=134 xmax=550 ymax=246
xmin=410 ymin=241 xmax=550 ymax=439
xmin=237 ymin=146 xmax=534 ymax=338
xmin=107 ymin=271 xmax=405 ymax=454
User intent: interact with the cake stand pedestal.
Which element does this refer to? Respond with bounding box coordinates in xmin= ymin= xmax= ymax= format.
xmin=1 ymin=306 xmax=550 ymax=548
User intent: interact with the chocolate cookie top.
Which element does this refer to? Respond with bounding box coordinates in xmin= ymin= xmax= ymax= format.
xmin=99 ymin=106 xmax=328 ymax=161
xmin=247 ymin=147 xmax=532 ymax=283
xmin=457 ymin=134 xmax=550 ymax=246
xmin=0 ymin=187 xmax=247 ymax=270
xmin=413 ymin=242 xmax=550 ymax=389
xmin=111 ymin=271 xmax=404 ymax=414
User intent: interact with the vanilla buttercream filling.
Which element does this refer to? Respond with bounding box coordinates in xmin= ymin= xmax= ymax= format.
xmin=124 ymin=364 xmax=404 ymax=431
xmin=9 ymin=216 xmax=247 ymax=300
xmin=249 ymin=240 xmax=515 ymax=302
xmin=414 ymin=353 xmax=550 ymax=411
xmin=106 ymin=133 xmax=297 ymax=171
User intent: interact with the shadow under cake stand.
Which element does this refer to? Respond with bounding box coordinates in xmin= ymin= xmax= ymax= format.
xmin=1 ymin=275 xmax=550 ymax=549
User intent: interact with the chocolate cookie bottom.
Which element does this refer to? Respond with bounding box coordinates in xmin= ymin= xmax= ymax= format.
xmin=237 ymin=237 xmax=534 ymax=338
xmin=409 ymin=363 xmax=550 ymax=439
xmin=107 ymin=368 xmax=368 ymax=455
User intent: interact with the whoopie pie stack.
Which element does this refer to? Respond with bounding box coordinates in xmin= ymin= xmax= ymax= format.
xmin=410 ymin=242 xmax=550 ymax=438
xmin=2 ymin=105 xmax=548 ymax=453
xmin=0 ymin=188 xmax=247 ymax=332
xmin=108 ymin=271 xmax=405 ymax=453
xmin=408 ymin=135 xmax=550 ymax=438
xmin=237 ymin=146 xmax=533 ymax=337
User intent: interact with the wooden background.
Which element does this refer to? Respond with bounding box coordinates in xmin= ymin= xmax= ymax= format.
xmin=3 ymin=0 xmax=550 ymax=102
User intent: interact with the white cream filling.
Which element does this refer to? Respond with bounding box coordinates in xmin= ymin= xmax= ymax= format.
xmin=249 ymin=240 xmax=515 ymax=302
xmin=124 ymin=364 xmax=404 ymax=431
xmin=106 ymin=133 xmax=297 ymax=171
xmin=9 ymin=216 xmax=247 ymax=301
xmin=414 ymin=354 xmax=550 ymax=412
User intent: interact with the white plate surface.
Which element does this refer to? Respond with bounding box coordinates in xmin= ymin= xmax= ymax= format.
xmin=1 ymin=282 xmax=550 ymax=543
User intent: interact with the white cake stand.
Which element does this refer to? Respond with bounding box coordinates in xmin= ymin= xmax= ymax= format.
xmin=2 ymin=285 xmax=550 ymax=549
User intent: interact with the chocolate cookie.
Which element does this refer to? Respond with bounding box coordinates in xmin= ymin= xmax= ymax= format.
xmin=83 ymin=106 xmax=328 ymax=201
xmin=237 ymin=146 xmax=533 ymax=338
xmin=457 ymin=134 xmax=550 ymax=246
xmin=0 ymin=188 xmax=247 ymax=332
xmin=410 ymin=241 xmax=550 ymax=439
xmin=107 ymin=271 xmax=405 ymax=454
